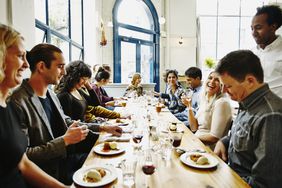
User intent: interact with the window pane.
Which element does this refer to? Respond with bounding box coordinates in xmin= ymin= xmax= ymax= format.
xmin=121 ymin=41 xmax=136 ymax=83
xmin=34 ymin=0 xmax=46 ymax=23
xmin=49 ymin=0 xmax=69 ymax=36
xmin=198 ymin=17 xmax=217 ymax=65
xmin=197 ymin=0 xmax=217 ymax=15
xmin=71 ymin=45 xmax=82 ymax=60
xmin=218 ymin=0 xmax=240 ymax=15
xmin=141 ymin=45 xmax=153 ymax=83
xmin=35 ymin=28 xmax=46 ymax=43
xmin=117 ymin=0 xmax=154 ymax=30
xmin=241 ymin=0 xmax=264 ymax=16
xmin=217 ymin=17 xmax=239 ymax=59
xmin=240 ymin=17 xmax=256 ymax=49
xmin=51 ymin=35 xmax=69 ymax=61
xmin=71 ymin=0 xmax=82 ymax=44
xmin=119 ymin=28 xmax=152 ymax=41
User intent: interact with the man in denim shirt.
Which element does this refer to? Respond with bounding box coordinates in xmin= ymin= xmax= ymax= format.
xmin=214 ymin=50 xmax=282 ymax=188
xmin=174 ymin=67 xmax=202 ymax=128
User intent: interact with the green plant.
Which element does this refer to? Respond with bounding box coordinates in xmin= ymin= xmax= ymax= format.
xmin=204 ymin=57 xmax=216 ymax=69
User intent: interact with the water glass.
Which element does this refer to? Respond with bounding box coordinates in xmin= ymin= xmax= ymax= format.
xmin=121 ymin=159 xmax=137 ymax=187
xmin=161 ymin=138 xmax=172 ymax=161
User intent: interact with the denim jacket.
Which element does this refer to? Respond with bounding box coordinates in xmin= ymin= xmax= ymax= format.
xmin=222 ymin=84 xmax=282 ymax=188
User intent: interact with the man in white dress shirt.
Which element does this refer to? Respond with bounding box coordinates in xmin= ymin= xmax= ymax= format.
xmin=251 ymin=5 xmax=282 ymax=98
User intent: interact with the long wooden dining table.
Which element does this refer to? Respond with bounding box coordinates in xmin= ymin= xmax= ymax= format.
xmin=71 ymin=101 xmax=250 ymax=188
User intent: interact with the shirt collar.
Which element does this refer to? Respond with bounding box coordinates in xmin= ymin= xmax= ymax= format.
xmin=239 ymin=84 xmax=270 ymax=110
xmin=193 ymin=85 xmax=202 ymax=92
xmin=256 ymin=35 xmax=282 ymax=51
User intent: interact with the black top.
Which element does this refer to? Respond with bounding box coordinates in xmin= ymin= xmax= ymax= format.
xmin=0 ymin=102 xmax=28 ymax=188
xmin=57 ymin=89 xmax=99 ymax=121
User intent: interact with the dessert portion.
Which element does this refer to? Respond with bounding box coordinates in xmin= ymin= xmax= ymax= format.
xmin=102 ymin=142 xmax=118 ymax=152
xmin=189 ymin=154 xmax=209 ymax=165
xmin=83 ymin=168 xmax=106 ymax=183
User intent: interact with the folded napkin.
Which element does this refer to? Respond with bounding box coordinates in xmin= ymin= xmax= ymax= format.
xmin=100 ymin=133 xmax=131 ymax=142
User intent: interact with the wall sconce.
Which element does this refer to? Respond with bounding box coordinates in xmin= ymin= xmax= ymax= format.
xmin=178 ymin=37 xmax=184 ymax=45
xmin=159 ymin=16 xmax=166 ymax=25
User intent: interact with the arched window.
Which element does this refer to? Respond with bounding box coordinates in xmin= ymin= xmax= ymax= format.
xmin=113 ymin=0 xmax=160 ymax=90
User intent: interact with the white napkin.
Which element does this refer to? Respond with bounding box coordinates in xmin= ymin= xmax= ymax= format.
xmin=100 ymin=133 xmax=131 ymax=142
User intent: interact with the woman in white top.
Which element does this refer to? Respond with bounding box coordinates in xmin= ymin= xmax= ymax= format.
xmin=182 ymin=71 xmax=232 ymax=147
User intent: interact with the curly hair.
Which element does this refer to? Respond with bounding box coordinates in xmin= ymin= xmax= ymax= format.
xmin=256 ymin=5 xmax=282 ymax=29
xmin=0 ymin=24 xmax=23 ymax=83
xmin=56 ymin=60 xmax=92 ymax=93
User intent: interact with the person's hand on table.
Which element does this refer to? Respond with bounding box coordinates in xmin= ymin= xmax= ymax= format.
xmin=100 ymin=125 xmax=122 ymax=137
xmin=214 ymin=140 xmax=228 ymax=162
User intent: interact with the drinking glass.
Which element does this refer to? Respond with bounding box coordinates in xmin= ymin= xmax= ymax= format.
xmin=131 ymin=129 xmax=144 ymax=152
xmin=121 ymin=159 xmax=137 ymax=187
xmin=170 ymin=131 xmax=183 ymax=148
xmin=182 ymin=88 xmax=193 ymax=102
xmin=142 ymin=150 xmax=156 ymax=188
xmin=160 ymin=137 xmax=172 ymax=161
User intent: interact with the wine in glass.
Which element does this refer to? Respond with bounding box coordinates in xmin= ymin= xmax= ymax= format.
xmin=142 ymin=150 xmax=156 ymax=187
xmin=132 ymin=129 xmax=143 ymax=152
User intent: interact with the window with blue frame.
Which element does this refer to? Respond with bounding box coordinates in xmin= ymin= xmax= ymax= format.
xmin=113 ymin=0 xmax=160 ymax=90
xmin=34 ymin=0 xmax=84 ymax=62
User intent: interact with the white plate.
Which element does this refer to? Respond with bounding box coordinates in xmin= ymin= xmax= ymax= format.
xmin=180 ymin=152 xmax=219 ymax=169
xmin=93 ymin=143 xmax=125 ymax=155
xmin=73 ymin=165 xmax=117 ymax=187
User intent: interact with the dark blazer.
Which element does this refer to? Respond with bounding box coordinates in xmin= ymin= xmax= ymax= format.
xmin=10 ymin=79 xmax=70 ymax=178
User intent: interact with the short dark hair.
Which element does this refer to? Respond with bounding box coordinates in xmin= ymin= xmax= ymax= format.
xmin=185 ymin=67 xmax=202 ymax=80
xmin=56 ymin=60 xmax=92 ymax=93
xmin=165 ymin=69 xmax=178 ymax=81
xmin=215 ymin=50 xmax=264 ymax=83
xmin=27 ymin=43 xmax=62 ymax=72
xmin=95 ymin=67 xmax=110 ymax=82
xmin=255 ymin=5 xmax=282 ymax=29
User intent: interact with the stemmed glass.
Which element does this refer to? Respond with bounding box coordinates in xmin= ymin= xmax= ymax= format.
xmin=182 ymin=88 xmax=193 ymax=102
xmin=142 ymin=150 xmax=156 ymax=188
xmin=131 ymin=128 xmax=144 ymax=153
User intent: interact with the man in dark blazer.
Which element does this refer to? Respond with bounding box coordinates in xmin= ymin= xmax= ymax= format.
xmin=10 ymin=43 xmax=122 ymax=184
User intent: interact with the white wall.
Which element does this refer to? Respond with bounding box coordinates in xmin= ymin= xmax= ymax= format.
xmin=0 ymin=0 xmax=35 ymax=50
xmin=0 ymin=0 xmax=8 ymax=24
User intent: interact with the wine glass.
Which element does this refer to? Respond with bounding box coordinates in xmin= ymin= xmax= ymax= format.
xmin=182 ymin=88 xmax=193 ymax=102
xmin=142 ymin=150 xmax=156 ymax=188
xmin=131 ymin=129 xmax=144 ymax=153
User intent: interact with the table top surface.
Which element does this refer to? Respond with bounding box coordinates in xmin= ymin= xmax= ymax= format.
xmin=72 ymin=100 xmax=250 ymax=188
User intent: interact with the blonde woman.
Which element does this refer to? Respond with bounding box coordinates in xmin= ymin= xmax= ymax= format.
xmin=182 ymin=71 xmax=232 ymax=147
xmin=0 ymin=24 xmax=66 ymax=187
xmin=124 ymin=73 xmax=143 ymax=97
